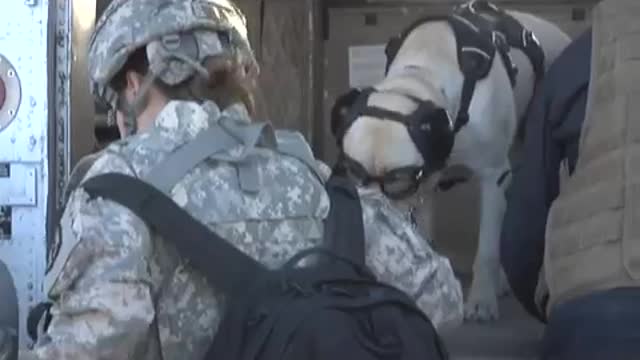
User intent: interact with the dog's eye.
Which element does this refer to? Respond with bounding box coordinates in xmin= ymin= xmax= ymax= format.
xmin=381 ymin=168 xmax=423 ymax=199
xmin=382 ymin=178 xmax=416 ymax=198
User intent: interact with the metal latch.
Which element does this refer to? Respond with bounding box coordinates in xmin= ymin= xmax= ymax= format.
xmin=0 ymin=163 xmax=36 ymax=206
xmin=0 ymin=206 xmax=10 ymax=240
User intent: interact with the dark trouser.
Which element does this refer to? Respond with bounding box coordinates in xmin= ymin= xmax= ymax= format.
xmin=541 ymin=287 xmax=640 ymax=360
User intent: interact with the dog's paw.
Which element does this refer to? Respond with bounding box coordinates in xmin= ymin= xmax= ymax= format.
xmin=464 ymin=288 xmax=499 ymax=322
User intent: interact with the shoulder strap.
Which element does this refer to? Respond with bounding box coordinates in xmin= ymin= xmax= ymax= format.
xmin=143 ymin=123 xmax=236 ymax=193
xmin=323 ymin=174 xmax=366 ymax=266
xmin=81 ymin=173 xmax=267 ymax=296
xmin=82 ymin=173 xmax=364 ymax=294
xmin=145 ymin=122 xmax=322 ymax=195
xmin=274 ymin=130 xmax=324 ymax=181
xmin=144 ymin=121 xmax=268 ymax=194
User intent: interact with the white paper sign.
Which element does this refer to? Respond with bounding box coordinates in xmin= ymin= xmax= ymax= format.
xmin=348 ymin=44 xmax=387 ymax=88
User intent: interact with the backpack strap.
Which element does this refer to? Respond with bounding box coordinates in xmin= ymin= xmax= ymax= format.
xmin=82 ymin=173 xmax=268 ymax=296
xmin=144 ymin=120 xmax=270 ymax=194
xmin=144 ymin=121 xmax=326 ymax=196
xmin=323 ymin=174 xmax=366 ymax=266
xmin=274 ymin=130 xmax=324 ymax=181
xmin=82 ymin=171 xmax=367 ymax=291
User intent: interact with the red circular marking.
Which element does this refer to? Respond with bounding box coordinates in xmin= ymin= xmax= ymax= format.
xmin=0 ymin=78 xmax=7 ymax=109
xmin=0 ymin=78 xmax=5 ymax=109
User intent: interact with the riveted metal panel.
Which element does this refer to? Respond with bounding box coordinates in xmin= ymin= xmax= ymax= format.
xmin=0 ymin=0 xmax=50 ymax=348
xmin=0 ymin=0 xmax=96 ymax=348
xmin=0 ymin=164 xmax=37 ymax=206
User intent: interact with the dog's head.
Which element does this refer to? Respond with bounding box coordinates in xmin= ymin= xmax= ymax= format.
xmin=330 ymin=85 xmax=455 ymax=200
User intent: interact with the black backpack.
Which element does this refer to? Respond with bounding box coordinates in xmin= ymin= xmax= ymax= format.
xmin=81 ymin=172 xmax=449 ymax=360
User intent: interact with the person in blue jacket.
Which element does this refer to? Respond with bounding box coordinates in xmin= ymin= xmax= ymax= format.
xmin=502 ymin=27 xmax=640 ymax=359
xmin=501 ymin=28 xmax=592 ymax=323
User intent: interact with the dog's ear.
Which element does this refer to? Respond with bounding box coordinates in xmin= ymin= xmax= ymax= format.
xmin=330 ymin=88 xmax=362 ymax=143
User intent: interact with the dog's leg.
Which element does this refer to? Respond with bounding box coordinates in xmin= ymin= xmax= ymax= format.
xmin=464 ymin=166 xmax=508 ymax=322
xmin=498 ymin=266 xmax=512 ymax=298
xmin=497 ymin=172 xmax=513 ymax=299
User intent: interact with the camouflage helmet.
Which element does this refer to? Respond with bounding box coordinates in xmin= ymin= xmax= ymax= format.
xmin=88 ymin=0 xmax=258 ymax=109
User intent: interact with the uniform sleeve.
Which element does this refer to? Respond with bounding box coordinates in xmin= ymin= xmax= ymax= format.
xmin=359 ymin=193 xmax=464 ymax=328
xmin=23 ymin=154 xmax=156 ymax=359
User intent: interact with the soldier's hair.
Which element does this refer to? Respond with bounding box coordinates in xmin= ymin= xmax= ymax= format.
xmin=110 ymin=47 xmax=149 ymax=94
xmin=110 ymin=46 xmax=257 ymax=115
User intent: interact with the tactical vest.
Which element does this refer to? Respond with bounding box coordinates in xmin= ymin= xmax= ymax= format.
xmin=543 ymin=0 xmax=640 ymax=312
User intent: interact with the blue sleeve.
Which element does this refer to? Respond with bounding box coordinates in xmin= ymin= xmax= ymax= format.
xmin=500 ymin=84 xmax=560 ymax=322
xmin=501 ymin=28 xmax=591 ymax=323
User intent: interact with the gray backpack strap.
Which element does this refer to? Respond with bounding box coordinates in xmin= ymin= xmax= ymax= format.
xmin=222 ymin=120 xmax=273 ymax=193
xmin=274 ymin=130 xmax=324 ymax=181
xmin=145 ymin=120 xmax=320 ymax=195
xmin=144 ymin=121 xmax=269 ymax=194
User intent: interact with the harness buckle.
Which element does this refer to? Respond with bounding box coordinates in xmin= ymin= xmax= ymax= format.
xmin=491 ymin=31 xmax=508 ymax=49
xmin=161 ymin=34 xmax=182 ymax=51
xmin=522 ymin=29 xmax=540 ymax=50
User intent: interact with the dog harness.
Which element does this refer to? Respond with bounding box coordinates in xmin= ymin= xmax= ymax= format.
xmin=384 ymin=0 xmax=545 ymax=135
xmin=333 ymin=1 xmax=544 ymax=197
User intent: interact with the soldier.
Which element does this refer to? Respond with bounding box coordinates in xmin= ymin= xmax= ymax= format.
xmin=20 ymin=0 xmax=463 ymax=359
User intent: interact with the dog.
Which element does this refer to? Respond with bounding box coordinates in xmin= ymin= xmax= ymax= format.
xmin=331 ymin=1 xmax=571 ymax=322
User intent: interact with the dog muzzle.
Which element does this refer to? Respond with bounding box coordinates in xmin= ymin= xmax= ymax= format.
xmin=333 ymin=87 xmax=455 ymax=199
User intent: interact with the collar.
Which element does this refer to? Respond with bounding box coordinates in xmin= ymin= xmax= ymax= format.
xmin=150 ymin=100 xmax=253 ymax=134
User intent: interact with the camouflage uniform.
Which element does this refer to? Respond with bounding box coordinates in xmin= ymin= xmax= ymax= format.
xmin=62 ymin=152 xmax=102 ymax=207
xmin=20 ymin=1 xmax=463 ymax=359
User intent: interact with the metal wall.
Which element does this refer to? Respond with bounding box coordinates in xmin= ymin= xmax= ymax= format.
xmin=51 ymin=0 xmax=97 ymax=223
xmin=0 ymin=0 xmax=51 ymax=347
xmin=0 ymin=0 xmax=96 ymax=347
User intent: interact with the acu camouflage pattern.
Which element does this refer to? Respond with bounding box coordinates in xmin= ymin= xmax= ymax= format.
xmin=63 ymin=152 xmax=102 ymax=207
xmin=21 ymin=100 xmax=463 ymax=359
xmin=88 ymin=0 xmax=258 ymax=107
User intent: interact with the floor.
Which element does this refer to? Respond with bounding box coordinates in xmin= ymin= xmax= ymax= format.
xmin=440 ymin=293 xmax=545 ymax=359
xmin=420 ymin=175 xmax=546 ymax=359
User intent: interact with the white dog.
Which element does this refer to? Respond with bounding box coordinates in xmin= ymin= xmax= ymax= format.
xmin=332 ymin=2 xmax=571 ymax=321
